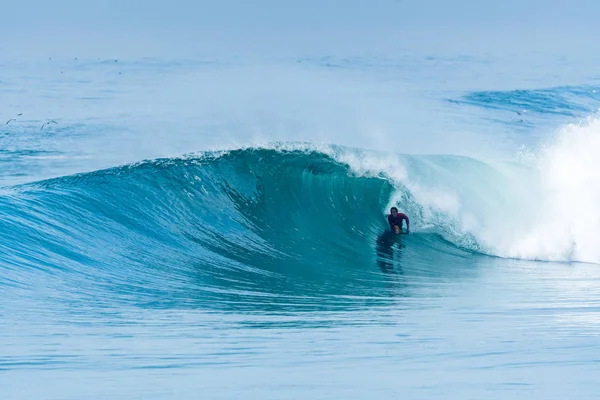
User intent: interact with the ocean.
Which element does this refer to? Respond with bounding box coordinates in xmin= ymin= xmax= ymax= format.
xmin=2 ymin=3 xmax=600 ymax=398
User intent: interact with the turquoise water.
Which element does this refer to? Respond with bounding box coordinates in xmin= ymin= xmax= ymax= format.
xmin=3 ymin=15 xmax=600 ymax=398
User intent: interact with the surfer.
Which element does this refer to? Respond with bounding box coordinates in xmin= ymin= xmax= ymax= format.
xmin=387 ymin=207 xmax=409 ymax=234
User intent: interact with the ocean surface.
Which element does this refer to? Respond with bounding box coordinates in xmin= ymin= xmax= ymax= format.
xmin=3 ymin=45 xmax=600 ymax=398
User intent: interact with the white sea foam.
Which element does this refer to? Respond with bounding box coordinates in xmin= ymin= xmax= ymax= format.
xmin=328 ymin=116 xmax=600 ymax=263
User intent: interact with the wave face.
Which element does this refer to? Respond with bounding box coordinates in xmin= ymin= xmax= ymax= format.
xmin=2 ymin=147 xmax=470 ymax=311
xmin=2 ymin=118 xmax=600 ymax=312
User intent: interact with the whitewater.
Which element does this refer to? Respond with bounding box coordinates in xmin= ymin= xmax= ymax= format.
xmin=3 ymin=6 xmax=600 ymax=398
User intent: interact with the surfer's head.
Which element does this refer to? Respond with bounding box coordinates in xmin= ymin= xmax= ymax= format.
xmin=390 ymin=207 xmax=398 ymax=217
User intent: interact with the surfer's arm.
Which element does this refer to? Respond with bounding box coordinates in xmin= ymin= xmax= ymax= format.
xmin=400 ymin=213 xmax=410 ymax=233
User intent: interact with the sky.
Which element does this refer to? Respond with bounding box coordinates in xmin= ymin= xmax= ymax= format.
xmin=2 ymin=0 xmax=599 ymax=59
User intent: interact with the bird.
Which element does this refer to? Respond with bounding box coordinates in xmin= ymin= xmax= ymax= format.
xmin=5 ymin=113 xmax=22 ymax=125
xmin=41 ymin=120 xmax=57 ymax=130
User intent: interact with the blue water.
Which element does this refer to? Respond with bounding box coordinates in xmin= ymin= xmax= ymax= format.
xmin=3 ymin=30 xmax=600 ymax=399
